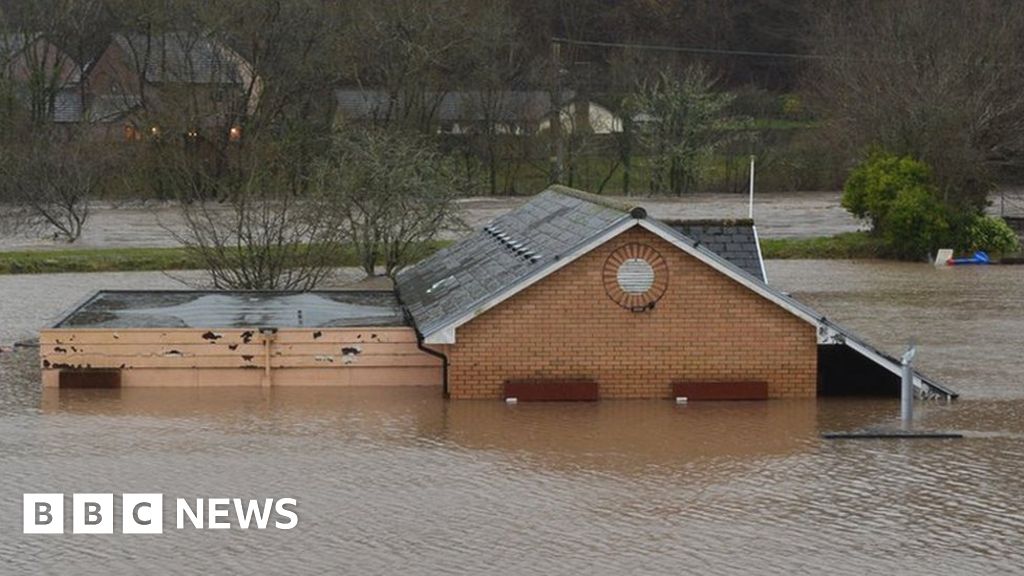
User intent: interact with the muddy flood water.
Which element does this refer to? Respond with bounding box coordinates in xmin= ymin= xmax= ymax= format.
xmin=1 ymin=261 xmax=1024 ymax=575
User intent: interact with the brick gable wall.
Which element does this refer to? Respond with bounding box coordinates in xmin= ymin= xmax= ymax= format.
xmin=437 ymin=226 xmax=818 ymax=399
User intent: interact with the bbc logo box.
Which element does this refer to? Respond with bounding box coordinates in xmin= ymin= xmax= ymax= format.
xmin=24 ymin=493 xmax=163 ymax=534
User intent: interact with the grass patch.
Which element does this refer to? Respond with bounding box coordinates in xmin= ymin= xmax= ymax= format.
xmin=0 ymin=241 xmax=451 ymax=275
xmin=0 ymin=233 xmax=886 ymax=274
xmin=760 ymin=232 xmax=886 ymax=259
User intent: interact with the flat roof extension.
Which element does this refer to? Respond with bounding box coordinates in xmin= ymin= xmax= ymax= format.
xmin=54 ymin=290 xmax=408 ymax=329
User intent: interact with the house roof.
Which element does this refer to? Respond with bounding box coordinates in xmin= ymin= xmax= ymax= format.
xmin=112 ymin=33 xmax=244 ymax=84
xmin=396 ymin=186 xmax=629 ymax=339
xmin=666 ymin=220 xmax=766 ymax=281
xmin=395 ymin=185 xmax=956 ymax=399
xmin=334 ymin=89 xmax=561 ymax=123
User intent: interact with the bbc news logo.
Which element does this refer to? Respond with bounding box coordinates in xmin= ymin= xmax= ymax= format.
xmin=23 ymin=494 xmax=298 ymax=534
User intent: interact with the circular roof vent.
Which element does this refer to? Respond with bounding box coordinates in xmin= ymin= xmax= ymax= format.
xmin=602 ymin=243 xmax=668 ymax=311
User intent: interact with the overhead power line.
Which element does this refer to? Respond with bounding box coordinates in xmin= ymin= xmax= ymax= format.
xmin=552 ymin=37 xmax=829 ymax=62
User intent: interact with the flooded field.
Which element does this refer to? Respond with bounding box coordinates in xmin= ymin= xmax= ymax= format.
xmin=0 ymin=192 xmax=861 ymax=251
xmin=1 ymin=260 xmax=1023 ymax=574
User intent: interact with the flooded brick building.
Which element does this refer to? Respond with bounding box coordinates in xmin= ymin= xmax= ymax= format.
xmin=41 ymin=186 xmax=955 ymax=401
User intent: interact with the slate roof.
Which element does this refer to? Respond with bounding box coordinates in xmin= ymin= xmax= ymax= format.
xmin=394 ymin=185 xmax=956 ymax=399
xmin=113 ymin=33 xmax=243 ymax=84
xmin=666 ymin=220 xmax=765 ymax=281
xmin=334 ymin=89 xmax=562 ymax=123
xmin=396 ymin=186 xmax=631 ymax=338
xmin=396 ymin=186 xmax=768 ymax=339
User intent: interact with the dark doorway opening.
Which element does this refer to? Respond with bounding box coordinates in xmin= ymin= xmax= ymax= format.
xmin=817 ymin=345 xmax=898 ymax=397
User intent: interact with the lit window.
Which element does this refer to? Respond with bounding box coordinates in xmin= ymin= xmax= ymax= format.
xmin=229 ymin=126 xmax=242 ymax=142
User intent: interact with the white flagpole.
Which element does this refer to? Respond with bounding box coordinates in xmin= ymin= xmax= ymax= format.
xmin=748 ymin=155 xmax=755 ymax=220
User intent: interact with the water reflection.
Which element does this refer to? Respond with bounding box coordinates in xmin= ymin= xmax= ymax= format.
xmin=41 ymin=385 xmax=821 ymax=469
xmin=3 ymin=258 xmax=1024 ymax=574
xmin=2 ymin=348 xmax=1024 ymax=575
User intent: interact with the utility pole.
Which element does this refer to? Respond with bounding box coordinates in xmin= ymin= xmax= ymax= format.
xmin=550 ymin=40 xmax=564 ymax=184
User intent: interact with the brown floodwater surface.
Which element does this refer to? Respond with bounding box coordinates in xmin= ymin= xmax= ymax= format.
xmin=1 ymin=260 xmax=1024 ymax=574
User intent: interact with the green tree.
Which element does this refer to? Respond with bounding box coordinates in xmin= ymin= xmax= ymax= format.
xmin=632 ymin=66 xmax=746 ymax=195
xmin=843 ymin=152 xmax=950 ymax=259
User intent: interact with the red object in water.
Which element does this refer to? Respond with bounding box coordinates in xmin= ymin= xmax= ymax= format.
xmin=503 ymin=379 xmax=599 ymax=401
xmin=671 ymin=381 xmax=768 ymax=401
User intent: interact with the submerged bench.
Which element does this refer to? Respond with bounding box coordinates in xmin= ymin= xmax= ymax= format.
xmin=671 ymin=381 xmax=768 ymax=401
xmin=504 ymin=379 xmax=599 ymax=402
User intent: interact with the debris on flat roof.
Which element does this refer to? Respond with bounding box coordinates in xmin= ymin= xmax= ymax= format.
xmin=55 ymin=291 xmax=407 ymax=329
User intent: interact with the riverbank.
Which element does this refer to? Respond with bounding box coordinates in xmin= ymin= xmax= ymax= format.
xmin=0 ymin=242 xmax=449 ymax=275
xmin=0 ymin=232 xmax=892 ymax=275
xmin=760 ymin=232 xmax=886 ymax=259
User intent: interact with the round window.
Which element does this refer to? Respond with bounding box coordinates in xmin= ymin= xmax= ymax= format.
xmin=602 ymin=243 xmax=668 ymax=311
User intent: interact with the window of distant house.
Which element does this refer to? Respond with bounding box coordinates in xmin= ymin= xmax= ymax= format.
xmin=229 ymin=125 xmax=242 ymax=142
xmin=123 ymin=124 xmax=141 ymax=142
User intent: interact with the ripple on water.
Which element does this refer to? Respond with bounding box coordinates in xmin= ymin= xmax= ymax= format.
xmin=0 ymin=360 xmax=1022 ymax=575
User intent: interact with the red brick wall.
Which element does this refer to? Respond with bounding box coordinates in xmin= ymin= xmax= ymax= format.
xmin=438 ymin=227 xmax=818 ymax=399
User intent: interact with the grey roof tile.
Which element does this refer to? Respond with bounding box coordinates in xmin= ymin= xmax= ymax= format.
xmin=396 ymin=186 xmax=629 ymax=337
xmin=666 ymin=221 xmax=765 ymax=282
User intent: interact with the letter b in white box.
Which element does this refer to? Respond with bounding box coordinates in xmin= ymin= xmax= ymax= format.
xmin=123 ymin=493 xmax=163 ymax=534
xmin=23 ymin=494 xmax=64 ymax=534
xmin=73 ymin=493 xmax=114 ymax=534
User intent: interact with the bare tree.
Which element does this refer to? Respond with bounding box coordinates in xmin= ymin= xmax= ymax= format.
xmin=341 ymin=0 xmax=475 ymax=132
xmin=165 ymin=144 xmax=347 ymax=290
xmin=316 ymin=128 xmax=467 ymax=278
xmin=0 ymin=132 xmax=111 ymax=242
xmin=807 ymin=0 xmax=1024 ymax=210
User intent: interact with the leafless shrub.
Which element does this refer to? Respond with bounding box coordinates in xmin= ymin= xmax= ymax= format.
xmin=165 ymin=146 xmax=346 ymax=290
xmin=0 ymin=134 xmax=110 ymax=242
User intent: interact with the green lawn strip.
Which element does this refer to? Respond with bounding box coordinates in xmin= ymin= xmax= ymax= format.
xmin=0 ymin=233 xmax=886 ymax=274
xmin=760 ymin=232 xmax=887 ymax=259
xmin=0 ymin=241 xmax=452 ymax=275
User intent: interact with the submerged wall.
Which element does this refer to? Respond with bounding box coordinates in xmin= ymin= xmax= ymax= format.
xmin=39 ymin=327 xmax=442 ymax=387
xmin=439 ymin=227 xmax=818 ymax=399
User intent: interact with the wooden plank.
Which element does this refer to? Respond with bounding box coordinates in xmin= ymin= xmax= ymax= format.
xmin=42 ymin=342 xmax=416 ymax=357
xmin=43 ymin=353 xmax=440 ymax=369
xmin=114 ymin=366 xmax=442 ymax=387
xmin=40 ymin=327 xmax=418 ymax=346
xmin=671 ymin=381 xmax=768 ymax=401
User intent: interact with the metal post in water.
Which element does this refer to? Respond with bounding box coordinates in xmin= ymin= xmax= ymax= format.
xmin=901 ymin=344 xmax=917 ymax=430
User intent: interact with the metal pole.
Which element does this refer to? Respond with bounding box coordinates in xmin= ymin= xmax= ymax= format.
xmin=550 ymin=41 xmax=564 ymax=184
xmin=748 ymin=155 xmax=755 ymax=220
xmin=901 ymin=344 xmax=917 ymax=430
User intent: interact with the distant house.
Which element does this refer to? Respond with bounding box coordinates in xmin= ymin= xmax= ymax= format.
xmin=538 ymin=101 xmax=624 ymax=135
xmin=0 ymin=33 xmax=84 ymax=124
xmin=85 ymin=32 xmax=260 ymax=141
xmin=334 ymin=88 xmax=564 ymax=135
